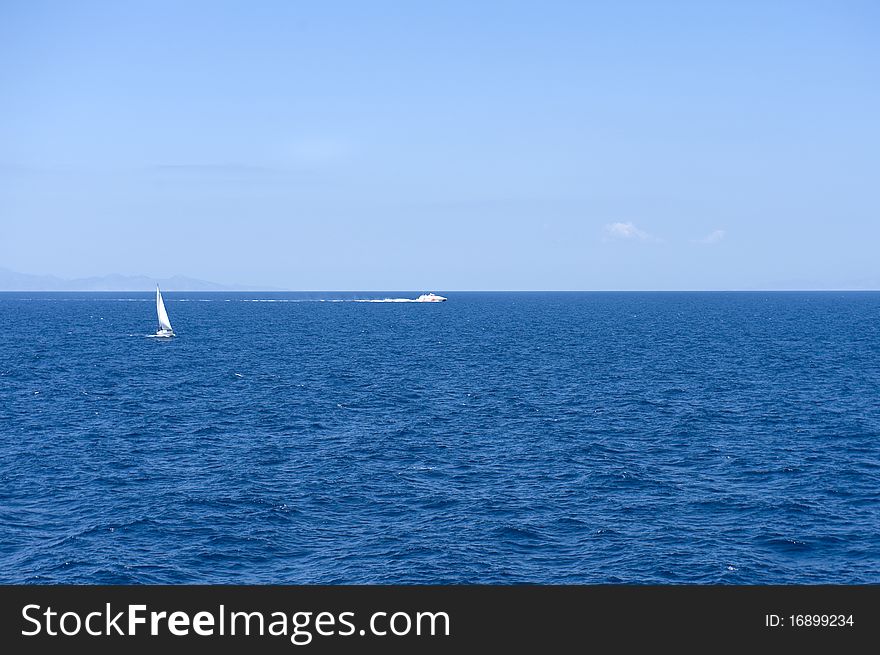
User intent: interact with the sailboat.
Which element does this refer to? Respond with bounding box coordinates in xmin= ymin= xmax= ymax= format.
xmin=154 ymin=285 xmax=175 ymax=337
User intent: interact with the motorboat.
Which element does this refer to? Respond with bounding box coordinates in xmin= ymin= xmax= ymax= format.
xmin=415 ymin=292 xmax=447 ymax=302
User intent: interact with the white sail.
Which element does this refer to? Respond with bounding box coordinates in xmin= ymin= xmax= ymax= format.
xmin=156 ymin=286 xmax=173 ymax=332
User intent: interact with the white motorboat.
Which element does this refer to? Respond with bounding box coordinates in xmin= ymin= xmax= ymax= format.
xmin=415 ymin=292 xmax=447 ymax=302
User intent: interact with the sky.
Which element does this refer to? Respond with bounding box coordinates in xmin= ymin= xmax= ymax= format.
xmin=1 ymin=0 xmax=878 ymax=290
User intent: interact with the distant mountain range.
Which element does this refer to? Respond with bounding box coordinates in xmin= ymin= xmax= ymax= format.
xmin=0 ymin=268 xmax=276 ymax=291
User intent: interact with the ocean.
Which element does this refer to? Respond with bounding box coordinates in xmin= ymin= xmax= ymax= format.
xmin=1 ymin=291 xmax=878 ymax=584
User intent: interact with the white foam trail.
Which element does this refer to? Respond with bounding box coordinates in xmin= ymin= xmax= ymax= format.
xmin=21 ymin=296 xmax=435 ymax=304
xmin=240 ymin=298 xmax=426 ymax=303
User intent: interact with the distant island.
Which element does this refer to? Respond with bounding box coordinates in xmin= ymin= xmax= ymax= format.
xmin=0 ymin=268 xmax=277 ymax=291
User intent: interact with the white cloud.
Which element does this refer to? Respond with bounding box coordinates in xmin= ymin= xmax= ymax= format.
xmin=695 ymin=229 xmax=726 ymax=244
xmin=604 ymin=222 xmax=655 ymax=241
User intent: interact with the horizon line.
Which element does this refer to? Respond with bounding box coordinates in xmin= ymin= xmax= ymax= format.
xmin=2 ymin=288 xmax=879 ymax=293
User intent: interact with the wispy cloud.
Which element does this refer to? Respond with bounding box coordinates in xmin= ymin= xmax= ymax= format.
xmin=695 ymin=229 xmax=726 ymax=244
xmin=604 ymin=222 xmax=656 ymax=241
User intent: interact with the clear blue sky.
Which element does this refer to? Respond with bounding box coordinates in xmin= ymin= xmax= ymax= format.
xmin=1 ymin=0 xmax=878 ymax=290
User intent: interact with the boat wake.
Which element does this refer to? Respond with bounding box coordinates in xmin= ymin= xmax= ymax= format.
xmin=240 ymin=297 xmax=445 ymax=303
xmin=347 ymin=293 xmax=447 ymax=303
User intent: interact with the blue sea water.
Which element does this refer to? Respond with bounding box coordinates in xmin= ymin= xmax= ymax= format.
xmin=1 ymin=291 xmax=878 ymax=584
